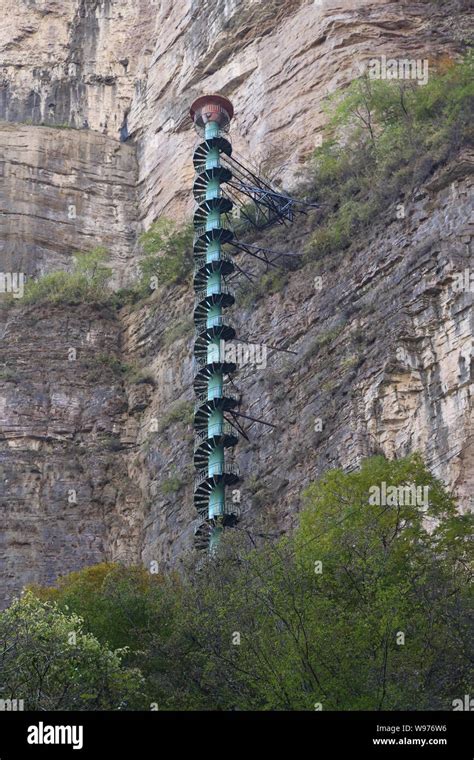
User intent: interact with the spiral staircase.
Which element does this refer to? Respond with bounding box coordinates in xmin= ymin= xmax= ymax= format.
xmin=190 ymin=95 xmax=241 ymax=552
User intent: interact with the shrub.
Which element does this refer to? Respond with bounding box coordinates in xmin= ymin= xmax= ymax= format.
xmin=158 ymin=400 xmax=193 ymax=432
xmin=240 ymin=269 xmax=288 ymax=307
xmin=303 ymin=54 xmax=474 ymax=262
xmin=0 ymin=367 xmax=18 ymax=383
xmin=84 ymin=355 xmax=154 ymax=386
xmin=110 ymin=286 xmax=145 ymax=309
xmin=84 ymin=354 xmax=132 ymax=384
xmin=99 ymin=434 xmax=125 ymax=452
xmin=303 ymin=325 xmax=344 ymax=359
xmin=161 ymin=471 xmax=185 ymax=495
xmin=127 ymin=368 xmax=156 ymax=386
xmin=23 ymin=247 xmax=112 ymax=305
xmin=25 ymin=455 xmax=472 ymax=711
xmin=0 ymin=592 xmax=144 ymax=710
xmin=139 ymin=218 xmax=194 ymax=289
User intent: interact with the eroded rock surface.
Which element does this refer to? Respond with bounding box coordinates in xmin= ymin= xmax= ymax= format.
xmin=0 ymin=123 xmax=138 ymax=281
xmin=0 ymin=0 xmax=472 ymax=605
xmin=0 ymin=303 xmax=142 ymax=608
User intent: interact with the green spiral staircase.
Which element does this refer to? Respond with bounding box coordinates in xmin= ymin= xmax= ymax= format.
xmin=190 ymin=95 xmax=241 ymax=552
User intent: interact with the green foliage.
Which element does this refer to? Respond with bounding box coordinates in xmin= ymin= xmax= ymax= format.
xmin=29 ymin=564 xmax=167 ymax=652
xmin=304 ymin=55 xmax=474 ymax=261
xmin=98 ymin=433 xmax=125 ymax=452
xmin=87 ymin=353 xmax=132 ymax=377
xmin=157 ymin=400 xmax=193 ymax=432
xmin=303 ymin=324 xmax=344 ymax=360
xmin=110 ymin=286 xmax=145 ymax=309
xmin=127 ymin=367 xmax=156 ymax=385
xmin=0 ymin=366 xmax=18 ymax=383
xmin=139 ymin=218 xmax=194 ymax=289
xmin=161 ymin=471 xmax=186 ymax=495
xmin=85 ymin=354 xmax=154 ymax=385
xmin=49 ymin=123 xmax=74 ymax=130
xmin=175 ymin=455 xmax=471 ymax=710
xmin=21 ymin=120 xmax=76 ymax=129
xmin=294 ymin=456 xmax=471 ymax=709
xmin=0 ymin=591 xmax=144 ymax=710
xmin=339 ymin=354 xmax=360 ymax=372
xmin=29 ymin=564 xmax=183 ymax=709
xmin=25 ymin=455 xmax=472 ymax=711
xmin=23 ymin=248 xmax=112 ymax=305
xmin=240 ymin=269 xmax=288 ymax=307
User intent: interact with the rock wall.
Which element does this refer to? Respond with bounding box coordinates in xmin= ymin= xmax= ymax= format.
xmin=121 ymin=154 xmax=473 ymax=572
xmin=129 ymin=0 xmax=474 ymax=226
xmin=0 ymin=0 xmax=153 ymax=135
xmin=0 ymin=122 xmax=138 ymax=281
xmin=0 ymin=0 xmax=472 ymax=604
xmin=2 ymin=1 xmax=472 ymax=247
xmin=0 ymin=302 xmax=143 ymax=609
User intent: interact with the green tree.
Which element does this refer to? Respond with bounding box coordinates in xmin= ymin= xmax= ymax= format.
xmin=172 ymin=455 xmax=473 ymax=710
xmin=26 ymin=456 xmax=473 ymax=711
xmin=0 ymin=592 xmax=145 ymax=710
xmin=139 ymin=218 xmax=193 ymax=289
xmin=30 ymin=563 xmax=184 ymax=710
xmin=294 ymin=455 xmax=473 ymax=709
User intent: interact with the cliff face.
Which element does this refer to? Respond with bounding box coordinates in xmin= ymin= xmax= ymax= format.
xmin=0 ymin=303 xmax=143 ymax=608
xmin=0 ymin=123 xmax=138 ymax=281
xmin=1 ymin=0 xmax=147 ymax=134
xmin=0 ymin=0 xmax=473 ymax=606
xmin=2 ymin=1 xmax=472 ymax=247
xmin=129 ymin=0 xmax=472 ymax=226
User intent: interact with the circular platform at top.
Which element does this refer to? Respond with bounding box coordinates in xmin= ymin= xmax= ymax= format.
xmin=190 ymin=94 xmax=234 ymax=130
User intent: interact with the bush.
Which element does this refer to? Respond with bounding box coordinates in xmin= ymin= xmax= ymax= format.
xmin=158 ymin=400 xmax=193 ymax=432
xmin=127 ymin=368 xmax=156 ymax=385
xmin=29 ymin=564 xmax=182 ymax=709
xmin=0 ymin=366 xmax=18 ymax=383
xmin=0 ymin=591 xmax=144 ymax=710
xmin=139 ymin=218 xmax=194 ymax=289
xmin=99 ymin=434 xmax=126 ymax=452
xmin=86 ymin=354 xmax=131 ymax=377
xmin=26 ymin=455 xmax=472 ymax=711
xmin=240 ymin=268 xmax=288 ymax=307
xmin=304 ymin=54 xmax=474 ymax=261
xmin=28 ymin=564 xmax=168 ymax=652
xmin=23 ymin=247 xmax=112 ymax=305
xmin=161 ymin=471 xmax=186 ymax=495
xmin=84 ymin=355 xmax=154 ymax=386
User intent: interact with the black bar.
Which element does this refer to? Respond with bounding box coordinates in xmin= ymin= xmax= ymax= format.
xmin=0 ymin=710 xmax=471 ymax=758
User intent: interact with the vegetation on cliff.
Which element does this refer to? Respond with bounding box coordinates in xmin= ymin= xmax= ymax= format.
xmin=5 ymin=56 xmax=470 ymax=313
xmin=22 ymin=247 xmax=112 ymax=305
xmin=304 ymin=53 xmax=474 ymax=260
xmin=3 ymin=455 xmax=470 ymax=711
xmin=138 ymin=218 xmax=194 ymax=289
